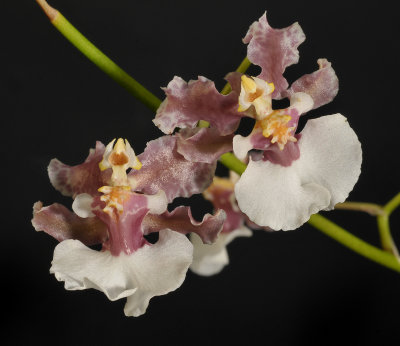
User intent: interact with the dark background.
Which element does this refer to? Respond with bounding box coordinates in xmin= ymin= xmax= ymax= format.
xmin=1 ymin=0 xmax=400 ymax=345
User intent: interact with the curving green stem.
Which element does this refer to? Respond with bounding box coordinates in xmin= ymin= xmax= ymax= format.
xmin=36 ymin=1 xmax=400 ymax=273
xmin=308 ymin=214 xmax=400 ymax=273
xmin=376 ymin=192 xmax=400 ymax=256
xmin=35 ymin=0 xmax=161 ymax=112
xmin=335 ymin=202 xmax=385 ymax=216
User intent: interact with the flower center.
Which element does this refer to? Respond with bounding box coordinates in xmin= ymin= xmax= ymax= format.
xmin=98 ymin=185 xmax=131 ymax=216
xmin=256 ymin=111 xmax=297 ymax=150
xmin=238 ymin=75 xmax=275 ymax=119
xmin=99 ymin=138 xmax=142 ymax=186
xmin=98 ymin=138 xmax=143 ymax=215
xmin=109 ymin=151 xmax=129 ymax=166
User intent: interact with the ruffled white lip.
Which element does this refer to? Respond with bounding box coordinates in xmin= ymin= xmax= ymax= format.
xmin=190 ymin=226 xmax=252 ymax=276
xmin=235 ymin=114 xmax=362 ymax=230
xmin=50 ymin=229 xmax=193 ymax=317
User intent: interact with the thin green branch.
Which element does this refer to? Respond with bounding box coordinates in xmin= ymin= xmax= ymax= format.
xmin=376 ymin=214 xmax=398 ymax=256
xmin=384 ymin=192 xmax=400 ymax=216
xmin=335 ymin=202 xmax=385 ymax=216
xmin=35 ymin=0 xmax=161 ymax=112
xmin=219 ymin=153 xmax=247 ymax=175
xmin=308 ymin=214 xmax=400 ymax=273
xmin=375 ymin=192 xmax=400 ymax=256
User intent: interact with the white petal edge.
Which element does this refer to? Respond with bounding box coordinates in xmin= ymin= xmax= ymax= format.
xmin=235 ymin=114 xmax=362 ymax=230
xmin=50 ymin=229 xmax=193 ymax=317
xmin=72 ymin=193 xmax=95 ymax=218
xmin=189 ymin=226 xmax=252 ymax=276
xmin=233 ymin=134 xmax=253 ymax=161
xmin=146 ymin=190 xmax=168 ymax=215
xmin=289 ymin=92 xmax=314 ymax=115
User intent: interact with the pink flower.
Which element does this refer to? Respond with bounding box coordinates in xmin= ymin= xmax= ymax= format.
xmin=154 ymin=12 xmax=362 ymax=231
xmin=33 ymin=137 xmax=225 ymax=316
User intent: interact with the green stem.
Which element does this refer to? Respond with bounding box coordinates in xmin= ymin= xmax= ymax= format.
xmin=376 ymin=214 xmax=398 ymax=255
xmin=218 ymin=153 xmax=247 ymax=175
xmin=384 ymin=192 xmax=400 ymax=215
xmin=376 ymin=192 xmax=400 ymax=256
xmin=334 ymin=202 xmax=384 ymax=216
xmin=36 ymin=0 xmax=161 ymax=112
xmin=308 ymin=214 xmax=400 ymax=273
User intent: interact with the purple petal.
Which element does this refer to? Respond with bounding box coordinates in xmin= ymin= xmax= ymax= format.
xmin=93 ymin=192 xmax=151 ymax=256
xmin=282 ymin=59 xmax=339 ymax=109
xmin=225 ymin=72 xmax=242 ymax=94
xmin=129 ymin=136 xmax=216 ymax=203
xmin=142 ymin=206 xmax=225 ymax=244
xmin=243 ymin=12 xmax=305 ymax=99
xmin=176 ymin=128 xmax=234 ymax=164
xmin=262 ymin=135 xmax=301 ymax=166
xmin=154 ymin=76 xmax=242 ymax=135
xmin=48 ymin=141 xmax=111 ymax=198
xmin=32 ymin=201 xmax=108 ymax=245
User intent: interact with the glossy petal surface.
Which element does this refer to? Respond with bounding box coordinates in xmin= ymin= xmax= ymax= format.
xmin=129 ymin=136 xmax=216 ymax=203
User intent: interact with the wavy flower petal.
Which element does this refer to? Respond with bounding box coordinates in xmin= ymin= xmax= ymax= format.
xmin=176 ymin=128 xmax=234 ymax=164
xmin=32 ymin=202 xmax=108 ymax=245
xmin=143 ymin=206 xmax=225 ymax=244
xmin=50 ymin=229 xmax=193 ymax=317
xmin=282 ymin=59 xmax=339 ymax=109
xmin=235 ymin=114 xmax=362 ymax=230
xmin=48 ymin=141 xmax=111 ymax=198
xmin=243 ymin=12 xmax=305 ymax=99
xmin=189 ymin=227 xmax=252 ymax=276
xmin=129 ymin=136 xmax=216 ymax=203
xmin=154 ymin=76 xmax=242 ymax=135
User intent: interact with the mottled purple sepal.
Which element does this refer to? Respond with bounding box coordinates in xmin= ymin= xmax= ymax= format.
xmin=143 ymin=206 xmax=225 ymax=244
xmin=154 ymin=76 xmax=242 ymax=135
xmin=282 ymin=59 xmax=339 ymax=109
xmin=129 ymin=136 xmax=216 ymax=203
xmin=32 ymin=201 xmax=108 ymax=245
xmin=176 ymin=128 xmax=234 ymax=164
xmin=243 ymin=12 xmax=305 ymax=99
xmin=48 ymin=141 xmax=111 ymax=198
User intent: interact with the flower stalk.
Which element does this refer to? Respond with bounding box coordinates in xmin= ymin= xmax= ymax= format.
xmin=35 ymin=0 xmax=161 ymax=112
xmin=308 ymin=214 xmax=400 ymax=273
xmin=335 ymin=202 xmax=385 ymax=216
xmin=36 ymin=2 xmax=400 ymax=273
xmin=377 ymin=192 xmax=400 ymax=257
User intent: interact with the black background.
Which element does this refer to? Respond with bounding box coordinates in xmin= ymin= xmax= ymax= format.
xmin=1 ymin=0 xmax=400 ymax=345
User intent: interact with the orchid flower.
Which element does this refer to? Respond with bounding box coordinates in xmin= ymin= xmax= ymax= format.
xmin=233 ymin=14 xmax=362 ymax=230
xmin=190 ymin=173 xmax=252 ymax=276
xmin=154 ymin=12 xmax=362 ymax=231
xmin=32 ymin=137 xmax=225 ymax=316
